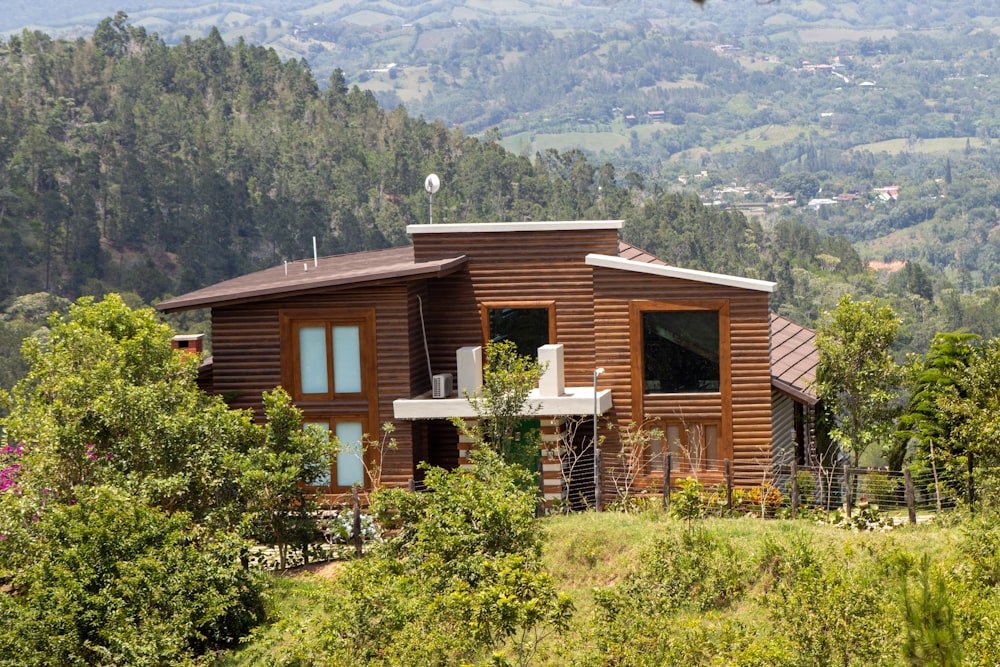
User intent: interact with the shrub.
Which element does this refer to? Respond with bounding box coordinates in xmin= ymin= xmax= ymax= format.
xmin=669 ymin=477 xmax=707 ymax=520
xmin=316 ymin=449 xmax=572 ymax=666
xmin=0 ymin=486 xmax=265 ymax=667
xmin=592 ymin=525 xmax=751 ymax=664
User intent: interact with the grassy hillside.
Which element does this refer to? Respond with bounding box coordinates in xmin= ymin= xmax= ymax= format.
xmin=223 ymin=509 xmax=983 ymax=666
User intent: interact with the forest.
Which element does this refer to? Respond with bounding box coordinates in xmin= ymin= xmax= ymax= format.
xmin=6 ymin=9 xmax=1000 ymax=664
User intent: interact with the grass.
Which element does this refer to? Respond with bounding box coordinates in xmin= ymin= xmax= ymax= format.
xmin=852 ymin=136 xmax=985 ymax=155
xmin=221 ymin=507 xmax=964 ymax=665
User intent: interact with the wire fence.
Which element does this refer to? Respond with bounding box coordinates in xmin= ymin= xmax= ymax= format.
xmin=597 ymin=451 xmax=972 ymax=520
xmin=400 ymin=452 xmax=970 ymax=521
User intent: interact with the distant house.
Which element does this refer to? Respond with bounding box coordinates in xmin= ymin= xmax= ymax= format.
xmin=646 ymin=110 xmax=665 ymax=124
xmin=159 ymin=221 xmax=818 ymax=506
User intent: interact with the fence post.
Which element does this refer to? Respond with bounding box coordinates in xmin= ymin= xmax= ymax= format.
xmin=352 ymin=486 xmax=363 ymax=559
xmin=408 ymin=478 xmax=416 ymax=493
xmin=790 ymin=458 xmax=799 ymax=519
xmin=724 ymin=458 xmax=733 ymax=511
xmin=664 ymin=453 xmax=672 ymax=511
xmin=662 ymin=453 xmax=671 ymax=511
xmin=903 ymin=467 xmax=917 ymax=525
xmin=843 ymin=461 xmax=852 ymax=519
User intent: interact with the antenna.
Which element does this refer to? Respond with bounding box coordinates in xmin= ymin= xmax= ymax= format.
xmin=424 ymin=173 xmax=440 ymax=224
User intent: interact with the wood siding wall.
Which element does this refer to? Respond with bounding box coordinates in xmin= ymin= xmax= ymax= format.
xmin=210 ymin=284 xmax=419 ymax=488
xmin=592 ymin=266 xmax=773 ymax=489
xmin=414 ymin=229 xmax=619 ymax=386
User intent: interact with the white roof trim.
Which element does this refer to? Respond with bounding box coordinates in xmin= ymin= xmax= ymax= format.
xmin=408 ymin=220 xmax=624 ymax=234
xmin=586 ymin=253 xmax=777 ymax=293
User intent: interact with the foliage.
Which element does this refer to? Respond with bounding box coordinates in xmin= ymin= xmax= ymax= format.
xmin=240 ymin=388 xmax=332 ymax=569
xmin=591 ymin=525 xmax=754 ymax=665
xmin=816 ymin=295 xmax=904 ymax=466
xmin=669 ymin=477 xmax=708 ymax=521
xmin=828 ymin=503 xmax=895 ymax=532
xmin=894 ymin=332 xmax=980 ymax=474
xmin=768 ymin=543 xmax=901 ymax=667
xmin=459 ymin=340 xmax=543 ymax=471
xmin=940 ymin=338 xmax=1000 ymax=509
xmin=315 ymin=449 xmax=572 ymax=666
xmin=0 ymin=486 xmax=265 ymax=667
xmin=0 ymin=294 xmax=259 ymax=527
xmin=901 ymin=554 xmax=963 ymax=667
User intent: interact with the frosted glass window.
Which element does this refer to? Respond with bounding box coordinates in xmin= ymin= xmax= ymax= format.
xmin=304 ymin=422 xmax=331 ymax=486
xmin=336 ymin=421 xmax=364 ymax=487
xmin=703 ymin=425 xmax=719 ymax=469
xmin=666 ymin=424 xmax=682 ymax=458
xmin=299 ymin=327 xmax=329 ymax=394
xmin=649 ymin=432 xmax=664 ymax=473
xmin=332 ymin=326 xmax=362 ymax=393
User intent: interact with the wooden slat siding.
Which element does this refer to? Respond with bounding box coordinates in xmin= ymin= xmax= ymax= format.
xmin=416 ymin=229 xmax=616 ymax=386
xmin=592 ymin=266 xmax=773 ymax=494
xmin=209 ymin=284 xmax=418 ymax=489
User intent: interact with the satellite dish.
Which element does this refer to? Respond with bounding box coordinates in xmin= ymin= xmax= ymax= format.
xmin=424 ymin=173 xmax=440 ymax=194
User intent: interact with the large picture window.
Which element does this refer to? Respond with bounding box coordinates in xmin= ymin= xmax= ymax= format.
xmin=482 ymin=302 xmax=555 ymax=358
xmin=642 ymin=310 xmax=720 ymax=393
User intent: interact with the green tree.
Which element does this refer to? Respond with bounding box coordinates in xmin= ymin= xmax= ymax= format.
xmin=0 ymin=294 xmax=258 ymax=525
xmin=460 ymin=340 xmax=543 ymax=471
xmin=318 ymin=449 xmax=571 ymax=666
xmin=0 ymin=486 xmax=265 ymax=666
xmin=816 ymin=295 xmax=903 ymax=467
xmin=893 ymin=332 xmax=979 ymax=473
xmin=240 ymin=388 xmax=332 ymax=569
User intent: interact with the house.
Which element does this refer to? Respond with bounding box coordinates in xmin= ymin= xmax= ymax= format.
xmin=769 ymin=313 xmax=821 ymax=471
xmin=158 ymin=220 xmax=816 ymax=505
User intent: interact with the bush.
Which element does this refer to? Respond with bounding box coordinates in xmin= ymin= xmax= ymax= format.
xmin=0 ymin=487 xmax=265 ymax=667
xmin=315 ymin=449 xmax=572 ymax=666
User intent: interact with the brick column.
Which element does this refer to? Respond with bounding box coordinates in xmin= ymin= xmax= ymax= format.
xmin=457 ymin=418 xmax=477 ymax=469
xmin=539 ymin=417 xmax=567 ymax=508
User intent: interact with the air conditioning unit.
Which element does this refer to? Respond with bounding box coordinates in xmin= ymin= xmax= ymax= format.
xmin=432 ymin=373 xmax=453 ymax=399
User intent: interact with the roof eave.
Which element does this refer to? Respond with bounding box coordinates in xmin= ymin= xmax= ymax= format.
xmin=586 ymin=253 xmax=777 ymax=293
xmin=772 ymin=377 xmax=820 ymax=406
xmin=157 ymin=255 xmax=467 ymax=313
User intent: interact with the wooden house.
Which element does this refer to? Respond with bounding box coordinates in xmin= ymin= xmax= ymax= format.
xmin=158 ymin=220 xmax=815 ymax=505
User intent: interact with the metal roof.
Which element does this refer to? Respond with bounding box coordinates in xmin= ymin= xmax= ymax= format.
xmin=770 ymin=312 xmax=819 ymax=405
xmin=156 ymin=246 xmax=467 ymax=312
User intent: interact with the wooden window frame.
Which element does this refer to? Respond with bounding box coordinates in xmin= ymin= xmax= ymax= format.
xmin=279 ymin=308 xmax=377 ymax=402
xmin=649 ymin=420 xmax=722 ymax=475
xmin=629 ymin=300 xmax=730 ymax=403
xmin=302 ymin=414 xmax=375 ymax=495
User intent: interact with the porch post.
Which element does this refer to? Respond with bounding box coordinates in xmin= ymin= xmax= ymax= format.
xmin=539 ymin=417 xmax=566 ymax=509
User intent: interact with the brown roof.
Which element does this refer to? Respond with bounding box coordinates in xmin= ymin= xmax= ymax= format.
xmin=770 ymin=312 xmax=819 ymax=405
xmin=617 ymin=240 xmax=668 ymax=265
xmin=157 ymin=246 xmax=467 ymax=312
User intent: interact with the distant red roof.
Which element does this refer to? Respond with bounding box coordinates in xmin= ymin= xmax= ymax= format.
xmin=770 ymin=313 xmax=819 ymax=405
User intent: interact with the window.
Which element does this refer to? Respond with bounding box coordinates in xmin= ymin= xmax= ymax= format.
xmin=281 ymin=309 xmax=374 ymax=401
xmin=649 ymin=422 xmax=719 ymax=473
xmin=642 ymin=310 xmax=720 ymax=393
xmin=304 ymin=419 xmax=366 ymax=490
xmin=482 ymin=302 xmax=554 ymax=358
